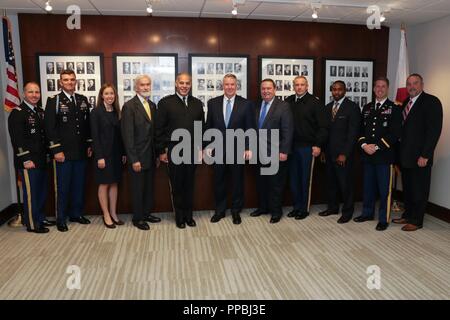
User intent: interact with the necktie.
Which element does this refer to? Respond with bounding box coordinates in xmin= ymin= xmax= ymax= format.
xmin=225 ymin=99 xmax=232 ymax=127
xmin=70 ymin=96 xmax=75 ymax=105
xmin=332 ymin=101 xmax=339 ymax=121
xmin=403 ymin=99 xmax=413 ymax=121
xmin=143 ymin=98 xmax=152 ymax=120
xmin=183 ymin=96 xmax=188 ymax=107
xmin=376 ymin=102 xmax=381 ymax=110
xmin=258 ymin=101 xmax=269 ymax=128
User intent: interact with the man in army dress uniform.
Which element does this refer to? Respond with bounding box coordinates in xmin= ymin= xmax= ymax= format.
xmin=45 ymin=69 xmax=92 ymax=232
xmin=8 ymin=82 xmax=56 ymax=233
xmin=354 ymin=77 xmax=402 ymax=231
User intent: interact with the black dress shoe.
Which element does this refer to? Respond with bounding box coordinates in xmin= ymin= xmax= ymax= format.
xmin=112 ymin=218 xmax=125 ymax=226
xmin=42 ymin=219 xmax=56 ymax=227
xmin=144 ymin=215 xmax=161 ymax=223
xmin=319 ymin=209 xmax=339 ymax=217
xmin=287 ymin=209 xmax=299 ymax=218
xmin=69 ymin=216 xmax=91 ymax=224
xmin=210 ymin=213 xmax=225 ymax=223
xmin=337 ymin=216 xmax=352 ymax=224
xmin=57 ymin=223 xmax=68 ymax=232
xmin=250 ymin=209 xmax=266 ymax=217
xmin=133 ymin=220 xmax=150 ymax=230
xmin=186 ymin=219 xmax=196 ymax=227
xmin=376 ymin=222 xmax=389 ymax=231
xmin=232 ymin=214 xmax=242 ymax=225
xmin=103 ymin=218 xmax=116 ymax=229
xmin=176 ymin=222 xmax=186 ymax=229
xmin=27 ymin=226 xmax=49 ymax=234
xmin=353 ymin=215 xmax=374 ymax=223
xmin=295 ymin=211 xmax=309 ymax=220
xmin=270 ymin=216 xmax=281 ymax=224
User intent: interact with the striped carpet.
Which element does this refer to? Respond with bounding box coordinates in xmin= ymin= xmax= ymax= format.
xmin=0 ymin=204 xmax=449 ymax=300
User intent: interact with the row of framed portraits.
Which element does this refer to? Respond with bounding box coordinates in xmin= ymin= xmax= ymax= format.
xmin=37 ymin=53 xmax=374 ymax=109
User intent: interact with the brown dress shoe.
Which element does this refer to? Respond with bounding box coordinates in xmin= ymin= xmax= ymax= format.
xmin=401 ymin=224 xmax=423 ymax=231
xmin=392 ymin=218 xmax=408 ymax=224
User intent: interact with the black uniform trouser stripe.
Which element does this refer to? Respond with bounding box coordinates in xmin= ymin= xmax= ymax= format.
xmin=53 ymin=160 xmax=58 ymax=219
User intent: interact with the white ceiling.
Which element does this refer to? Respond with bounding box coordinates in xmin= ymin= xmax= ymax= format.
xmin=2 ymin=0 xmax=450 ymax=27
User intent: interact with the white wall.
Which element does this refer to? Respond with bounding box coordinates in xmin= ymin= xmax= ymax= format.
xmin=0 ymin=14 xmax=22 ymax=211
xmin=388 ymin=18 xmax=450 ymax=209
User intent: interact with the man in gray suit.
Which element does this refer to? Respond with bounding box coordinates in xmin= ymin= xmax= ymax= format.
xmin=121 ymin=75 xmax=161 ymax=230
xmin=250 ymin=79 xmax=294 ymax=223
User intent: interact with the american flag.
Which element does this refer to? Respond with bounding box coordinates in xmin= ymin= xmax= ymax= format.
xmin=2 ymin=16 xmax=20 ymax=112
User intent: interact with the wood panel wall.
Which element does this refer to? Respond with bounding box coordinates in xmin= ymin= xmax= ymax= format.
xmin=18 ymin=14 xmax=389 ymax=214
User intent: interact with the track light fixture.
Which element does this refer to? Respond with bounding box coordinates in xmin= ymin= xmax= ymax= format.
xmin=312 ymin=8 xmax=318 ymax=19
xmin=45 ymin=1 xmax=53 ymax=12
xmin=146 ymin=1 xmax=153 ymax=14
xmin=231 ymin=5 xmax=238 ymax=16
xmin=380 ymin=12 xmax=386 ymax=22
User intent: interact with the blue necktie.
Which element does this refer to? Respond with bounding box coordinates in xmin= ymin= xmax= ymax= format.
xmin=225 ymin=99 xmax=232 ymax=127
xmin=259 ymin=101 xmax=269 ymax=128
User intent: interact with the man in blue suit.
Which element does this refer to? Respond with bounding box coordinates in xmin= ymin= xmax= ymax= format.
xmin=205 ymin=74 xmax=254 ymax=224
xmin=250 ymin=79 xmax=294 ymax=223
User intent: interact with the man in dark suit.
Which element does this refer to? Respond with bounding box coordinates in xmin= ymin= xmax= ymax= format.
xmin=45 ymin=69 xmax=92 ymax=232
xmin=393 ymin=74 xmax=443 ymax=231
xmin=8 ymin=82 xmax=56 ymax=233
xmin=354 ymin=77 xmax=402 ymax=231
xmin=205 ymin=74 xmax=254 ymax=224
xmin=285 ymin=76 xmax=329 ymax=220
xmin=319 ymin=81 xmax=360 ymax=223
xmin=156 ymin=73 xmax=205 ymax=229
xmin=250 ymin=79 xmax=294 ymax=223
xmin=121 ymin=75 xmax=161 ymax=231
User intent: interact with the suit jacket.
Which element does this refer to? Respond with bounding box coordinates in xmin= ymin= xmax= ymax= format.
xmin=255 ymin=97 xmax=294 ymax=157
xmin=90 ymin=104 xmax=124 ymax=161
xmin=358 ymin=99 xmax=402 ymax=164
xmin=205 ymin=94 xmax=255 ymax=155
xmin=121 ymin=95 xmax=156 ymax=169
xmin=285 ymin=92 xmax=329 ymax=148
xmin=155 ymin=94 xmax=204 ymax=156
xmin=8 ymin=102 xmax=47 ymax=169
xmin=45 ymin=91 xmax=92 ymax=160
xmin=325 ymin=97 xmax=361 ymax=159
xmin=399 ymin=92 xmax=443 ymax=168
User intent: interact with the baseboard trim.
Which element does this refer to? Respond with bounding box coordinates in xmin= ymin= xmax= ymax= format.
xmin=0 ymin=203 xmax=20 ymax=226
xmin=393 ymin=191 xmax=449 ymax=223
xmin=427 ymin=202 xmax=450 ymax=223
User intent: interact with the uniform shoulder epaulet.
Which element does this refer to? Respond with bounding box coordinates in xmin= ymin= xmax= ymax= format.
xmin=13 ymin=106 xmax=22 ymax=111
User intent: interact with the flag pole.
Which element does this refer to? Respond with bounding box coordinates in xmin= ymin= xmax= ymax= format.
xmin=392 ymin=21 xmax=407 ymax=213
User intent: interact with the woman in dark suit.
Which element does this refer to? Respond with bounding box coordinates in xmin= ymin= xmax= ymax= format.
xmin=90 ymin=83 xmax=126 ymax=228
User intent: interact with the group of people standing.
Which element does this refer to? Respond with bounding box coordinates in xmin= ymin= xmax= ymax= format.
xmin=8 ymin=68 xmax=442 ymax=234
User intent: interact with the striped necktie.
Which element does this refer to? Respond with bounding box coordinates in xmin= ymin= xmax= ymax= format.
xmin=403 ymin=99 xmax=413 ymax=121
xmin=332 ymin=101 xmax=339 ymax=120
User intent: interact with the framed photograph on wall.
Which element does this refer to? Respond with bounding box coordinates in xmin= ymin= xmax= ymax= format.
xmin=324 ymin=58 xmax=374 ymax=109
xmin=36 ymin=53 xmax=104 ymax=108
xmin=259 ymin=56 xmax=314 ymax=101
xmin=113 ymin=53 xmax=178 ymax=107
xmin=189 ymin=54 xmax=249 ymax=109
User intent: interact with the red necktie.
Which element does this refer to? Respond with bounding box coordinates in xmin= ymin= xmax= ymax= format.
xmin=403 ymin=99 xmax=413 ymax=121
